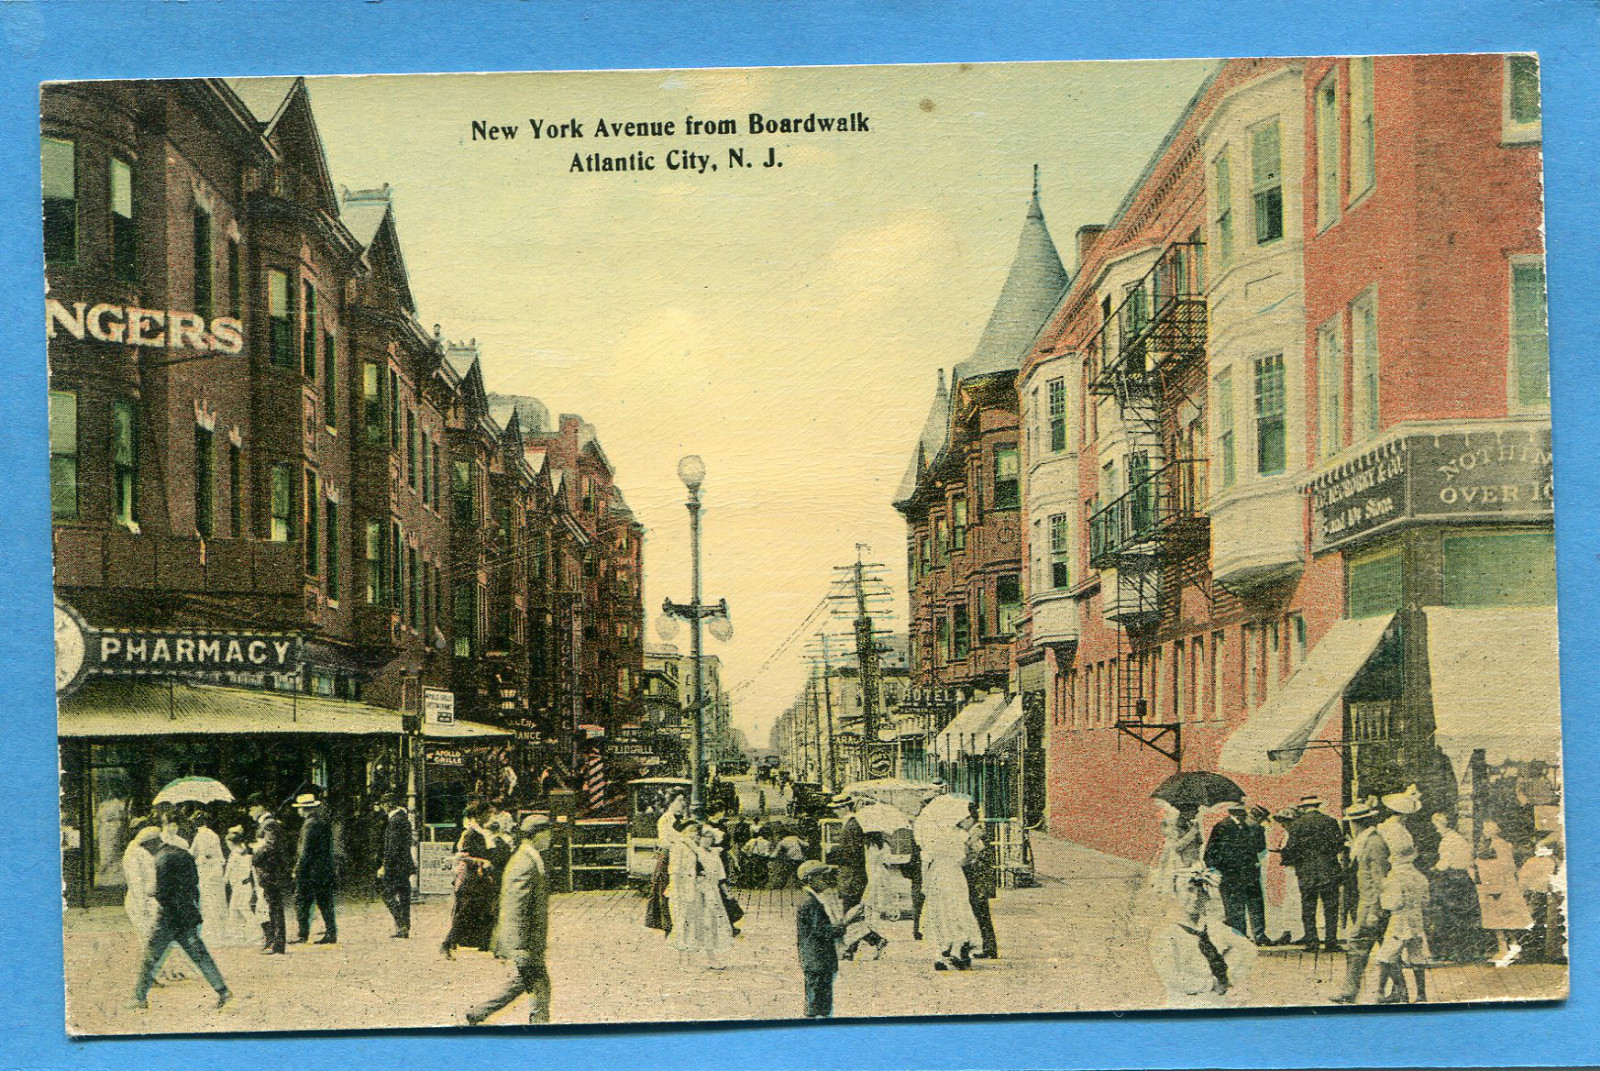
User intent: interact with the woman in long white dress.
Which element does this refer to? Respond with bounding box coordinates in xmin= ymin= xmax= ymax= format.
xmin=190 ymin=815 xmax=228 ymax=942
xmin=222 ymin=826 xmax=263 ymax=946
xmin=667 ymin=824 xmax=734 ymax=967
xmin=1147 ymin=805 xmax=1202 ymax=900
xmin=915 ymin=803 xmax=982 ymax=970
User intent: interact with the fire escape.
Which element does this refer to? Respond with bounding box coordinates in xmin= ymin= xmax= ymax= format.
xmin=1085 ymin=241 xmax=1209 ymax=763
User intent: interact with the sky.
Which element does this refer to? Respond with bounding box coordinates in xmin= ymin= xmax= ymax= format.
xmin=271 ymin=58 xmax=1216 ymax=746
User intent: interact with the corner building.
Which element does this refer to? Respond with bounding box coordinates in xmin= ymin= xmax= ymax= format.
xmin=1018 ymin=55 xmax=1557 ymax=864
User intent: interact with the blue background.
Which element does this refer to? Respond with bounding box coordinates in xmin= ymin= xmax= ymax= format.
xmin=1 ymin=2 xmax=1597 ymax=1068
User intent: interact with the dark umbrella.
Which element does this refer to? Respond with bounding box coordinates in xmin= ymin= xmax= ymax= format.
xmin=1151 ymin=771 xmax=1245 ymax=810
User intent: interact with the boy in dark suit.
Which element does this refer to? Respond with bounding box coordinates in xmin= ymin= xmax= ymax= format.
xmin=795 ymin=860 xmax=862 ymax=1018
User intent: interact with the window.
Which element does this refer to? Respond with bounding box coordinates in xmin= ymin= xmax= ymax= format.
xmin=1214 ymin=368 xmax=1236 ymax=488
xmin=919 ymin=534 xmax=932 ymax=577
xmin=1050 ymin=513 xmax=1070 ymax=589
xmin=406 ymin=411 xmax=417 ymax=489
xmin=1213 ymin=148 xmax=1234 ymax=268
xmin=267 ymin=269 xmax=293 ymax=367
xmin=42 ymin=136 xmax=76 ymax=264
xmin=110 ymin=160 xmax=138 ymax=284
xmin=1254 ymin=355 xmax=1286 ymax=476
xmin=363 ymin=363 xmax=383 ymax=444
xmin=1347 ymin=548 xmax=1402 ymax=619
xmin=952 ymin=606 xmax=970 ymax=660
xmin=1511 ymin=259 xmax=1549 ymax=409
xmin=301 ymin=282 xmax=317 ymax=376
xmin=452 ymin=460 xmax=474 ymax=524
xmin=325 ymin=497 xmax=340 ymax=602
xmin=227 ymin=238 xmax=241 ymax=319
xmin=1291 ymin=613 xmax=1307 ymax=665
xmin=1350 ymin=57 xmax=1376 ymax=200
xmin=193 ymin=426 xmax=214 ymax=538
xmin=934 ymin=514 xmax=949 ymax=565
xmin=391 ymin=523 xmax=403 ymax=608
xmin=1250 ymin=122 xmax=1283 ymax=245
xmin=1351 ymin=290 xmax=1380 ymax=440
xmin=228 ymin=444 xmax=242 ymax=535
xmin=49 ymin=390 xmax=77 ymax=520
xmin=191 ymin=205 xmax=212 ymax=316
xmin=1443 ymin=532 xmax=1556 ymax=607
xmin=1317 ymin=314 xmax=1345 ymax=461
xmin=112 ymin=400 xmax=137 ymax=526
xmin=997 ymin=575 xmax=1022 ymax=634
xmin=421 ymin=431 xmax=432 ymax=505
xmin=1265 ymin=620 xmax=1281 ymax=698
xmin=269 ymin=464 xmax=292 ymax=541
xmin=323 ymin=332 xmax=337 ymax=428
xmin=1210 ymin=630 xmax=1225 ymax=720
xmin=388 ymin=369 xmax=401 ymax=450
xmin=1505 ymin=55 xmax=1541 ymax=142
xmin=364 ymin=520 xmax=384 ymax=605
xmin=1315 ymin=74 xmax=1341 ymax=228
xmin=951 ymin=495 xmax=968 ymax=551
xmin=1047 ymin=377 xmax=1067 ymax=452
xmin=303 ymin=469 xmax=319 ymax=575
xmin=408 ymin=545 xmax=419 ymax=626
xmin=432 ymin=444 xmax=443 ymax=511
xmin=993 ymin=445 xmax=1020 ymax=509
xmin=1189 ymin=635 xmax=1204 ymax=722
xmin=454 ymin=582 xmax=476 ymax=657
xmin=1242 ymin=624 xmax=1258 ymax=708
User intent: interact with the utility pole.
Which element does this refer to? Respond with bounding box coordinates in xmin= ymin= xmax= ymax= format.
xmin=818 ymin=632 xmax=837 ymax=792
xmin=852 ymin=543 xmax=883 ymax=754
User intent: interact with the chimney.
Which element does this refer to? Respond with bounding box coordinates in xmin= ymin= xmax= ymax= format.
xmin=1076 ymin=225 xmax=1107 ymax=273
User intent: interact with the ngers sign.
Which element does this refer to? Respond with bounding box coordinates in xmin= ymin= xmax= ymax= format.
xmin=46 ymin=298 xmax=243 ymax=355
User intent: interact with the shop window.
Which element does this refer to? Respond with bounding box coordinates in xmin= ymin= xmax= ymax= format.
xmin=1050 ymin=513 xmax=1070 ymax=589
xmin=1254 ymin=354 xmax=1286 ymax=476
xmin=1349 ymin=57 xmax=1376 ymax=201
xmin=301 ymin=281 xmax=317 ymax=377
xmin=1511 ymin=258 xmax=1550 ymax=410
xmin=323 ymin=332 xmax=337 ymax=429
xmin=49 ymin=390 xmax=78 ymax=521
xmin=1214 ymin=368 xmax=1236 ymax=489
xmin=192 ymin=204 xmax=212 ymax=317
xmin=269 ymin=463 xmax=292 ymax=541
xmin=228 ymin=443 xmax=242 ymax=536
xmin=993 ymin=445 xmax=1020 ymax=509
xmin=1347 ymin=548 xmax=1402 ymax=619
xmin=267 ymin=269 xmax=293 ymax=367
xmin=111 ymin=399 xmax=137 ymax=527
xmin=1315 ymin=73 xmax=1341 ymax=229
xmin=1504 ymin=55 xmax=1541 ymax=143
xmin=1250 ymin=121 xmax=1283 ymax=245
xmin=42 ymin=136 xmax=76 ymax=264
xmin=1212 ymin=147 xmax=1234 ymax=269
xmin=1351 ymin=289 xmax=1380 ymax=441
xmin=194 ymin=425 xmax=215 ymax=538
xmin=1443 ymin=532 xmax=1556 ymax=607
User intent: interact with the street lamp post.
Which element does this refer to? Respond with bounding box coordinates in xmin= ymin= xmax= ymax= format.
xmin=657 ymin=455 xmax=732 ymax=817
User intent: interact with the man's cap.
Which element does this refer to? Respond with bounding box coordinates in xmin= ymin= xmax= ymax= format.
xmin=796 ymin=860 xmax=836 ymax=883
xmin=1299 ymin=794 xmax=1323 ymax=807
xmin=292 ymin=792 xmax=323 ymax=808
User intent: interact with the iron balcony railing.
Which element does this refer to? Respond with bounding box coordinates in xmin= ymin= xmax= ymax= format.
xmin=1088 ymin=241 xmax=1207 ymax=398
xmin=1087 ymin=458 xmax=1209 ymax=568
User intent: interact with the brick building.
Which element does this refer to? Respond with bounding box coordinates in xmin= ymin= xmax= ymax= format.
xmin=1017 ymin=55 xmax=1556 ymax=865
xmin=46 ymin=78 xmax=647 ymax=902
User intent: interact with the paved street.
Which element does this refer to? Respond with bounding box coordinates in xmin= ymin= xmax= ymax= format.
xmin=63 ymin=831 xmax=1563 ymax=1035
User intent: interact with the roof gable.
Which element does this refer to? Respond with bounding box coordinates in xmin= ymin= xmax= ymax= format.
xmin=263 ymin=78 xmax=339 ymax=217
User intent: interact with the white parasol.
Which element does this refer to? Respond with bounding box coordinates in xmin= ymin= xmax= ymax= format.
xmin=914 ymin=792 xmax=973 ymax=831
xmin=152 ymin=776 xmax=234 ymax=806
xmin=854 ymin=802 xmax=911 ymax=835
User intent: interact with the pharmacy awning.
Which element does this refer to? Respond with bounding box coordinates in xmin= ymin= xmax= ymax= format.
xmin=932 ymin=692 xmax=1008 ymax=759
xmin=58 ymin=680 xmax=508 ymax=739
xmin=1220 ymin=613 xmax=1396 ymax=776
xmin=1425 ymin=606 xmax=1562 ymax=767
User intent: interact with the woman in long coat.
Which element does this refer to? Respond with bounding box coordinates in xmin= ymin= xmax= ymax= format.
xmin=442 ymin=803 xmax=499 ymax=957
xmin=1476 ymin=819 xmax=1533 ymax=952
xmin=915 ymin=804 xmax=982 ymax=970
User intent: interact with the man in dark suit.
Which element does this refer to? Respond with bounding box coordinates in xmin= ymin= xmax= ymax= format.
xmin=128 ymin=810 xmax=230 ymax=1010
xmin=375 ymin=795 xmax=416 ymax=938
xmin=248 ymin=795 xmax=292 ymax=954
xmin=1281 ymin=794 xmax=1346 ymax=952
xmin=292 ymin=790 xmax=337 ymax=944
xmin=466 ymin=815 xmax=555 ymax=1025
xmin=795 ymin=860 xmax=863 ymax=1018
xmin=1204 ymin=801 xmax=1268 ymax=944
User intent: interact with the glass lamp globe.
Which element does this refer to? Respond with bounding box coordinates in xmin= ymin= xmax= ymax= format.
xmin=677 ymin=454 xmax=706 ymax=492
xmin=707 ymin=615 xmax=734 ymax=643
xmin=655 ymin=613 xmax=680 ymax=641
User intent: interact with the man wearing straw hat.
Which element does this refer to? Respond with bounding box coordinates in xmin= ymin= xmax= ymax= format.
xmin=466 ymin=814 xmax=555 ymax=1025
xmin=291 ymin=789 xmax=338 ymax=945
xmin=1282 ymin=794 xmax=1345 ymax=953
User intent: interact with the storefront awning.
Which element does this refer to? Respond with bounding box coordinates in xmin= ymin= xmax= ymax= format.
xmin=1220 ymin=613 xmax=1396 ymax=776
xmin=423 ymin=719 xmax=514 ymax=740
xmin=984 ymin=695 xmax=1026 ymax=754
xmin=932 ymin=692 xmax=1008 ymax=759
xmin=59 ymin=680 xmax=508 ymax=739
xmin=1425 ymin=606 xmax=1562 ymax=767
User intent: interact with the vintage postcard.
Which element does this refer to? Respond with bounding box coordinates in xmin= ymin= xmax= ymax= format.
xmin=46 ymin=56 xmax=1564 ymax=1036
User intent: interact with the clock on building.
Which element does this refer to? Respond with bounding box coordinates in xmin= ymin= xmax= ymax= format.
xmin=54 ymin=599 xmax=90 ymax=696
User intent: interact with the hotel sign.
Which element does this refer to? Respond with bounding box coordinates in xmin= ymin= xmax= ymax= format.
xmin=1310 ymin=426 xmax=1553 ymax=552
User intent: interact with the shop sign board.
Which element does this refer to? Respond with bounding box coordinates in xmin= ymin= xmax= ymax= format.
xmin=1310 ymin=426 xmax=1553 ymax=552
xmin=424 ymin=688 xmax=456 ymax=725
xmin=426 ymin=745 xmax=464 ymax=767
xmin=417 ymin=840 xmax=457 ymax=896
